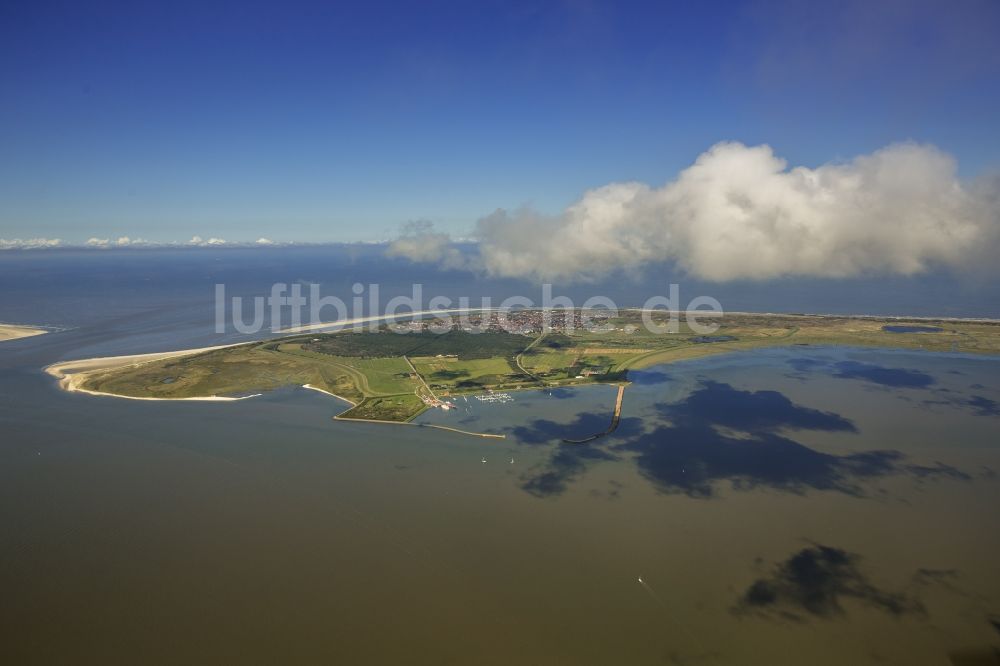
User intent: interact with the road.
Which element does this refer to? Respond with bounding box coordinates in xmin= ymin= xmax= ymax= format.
xmin=403 ymin=354 xmax=437 ymax=401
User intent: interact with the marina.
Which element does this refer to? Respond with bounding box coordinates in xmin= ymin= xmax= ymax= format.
xmin=474 ymin=391 xmax=514 ymax=404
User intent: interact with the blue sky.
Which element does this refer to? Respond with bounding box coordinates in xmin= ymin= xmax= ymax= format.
xmin=2 ymin=0 xmax=999 ymax=244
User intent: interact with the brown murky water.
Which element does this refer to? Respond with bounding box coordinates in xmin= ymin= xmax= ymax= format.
xmin=3 ymin=339 xmax=999 ymax=664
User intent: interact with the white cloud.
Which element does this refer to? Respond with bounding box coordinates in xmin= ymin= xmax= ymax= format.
xmin=86 ymin=236 xmax=151 ymax=248
xmin=386 ymin=220 xmax=468 ymax=270
xmin=186 ymin=235 xmax=227 ymax=246
xmin=3 ymin=235 xmax=310 ymax=249
xmin=0 ymin=238 xmax=62 ymax=250
xmin=390 ymin=142 xmax=1000 ymax=282
xmin=6 ymin=236 xmax=315 ymax=249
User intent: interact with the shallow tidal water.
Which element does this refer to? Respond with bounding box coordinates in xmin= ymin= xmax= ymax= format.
xmin=2 ymin=250 xmax=999 ymax=664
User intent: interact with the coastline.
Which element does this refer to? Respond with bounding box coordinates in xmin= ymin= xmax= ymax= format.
xmin=43 ymin=308 xmax=498 ymax=400
xmin=43 ymin=309 xmax=1000 ymax=404
xmin=44 ymin=343 xmax=251 ymax=401
xmin=0 ymin=323 xmax=49 ymax=342
xmin=302 ymin=383 xmax=357 ymax=406
xmin=278 ymin=307 xmax=496 ymax=334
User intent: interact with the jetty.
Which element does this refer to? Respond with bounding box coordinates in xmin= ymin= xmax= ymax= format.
xmin=562 ymin=384 xmax=627 ymax=444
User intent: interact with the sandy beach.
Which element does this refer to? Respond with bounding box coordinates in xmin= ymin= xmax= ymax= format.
xmin=44 ymin=343 xmax=254 ymax=401
xmin=302 ymin=383 xmax=356 ymax=405
xmin=278 ymin=307 xmax=495 ymax=334
xmin=0 ymin=324 xmax=48 ymax=342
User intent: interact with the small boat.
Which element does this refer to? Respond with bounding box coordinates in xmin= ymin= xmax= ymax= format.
xmin=481 ymin=457 xmax=487 ymax=464
xmin=509 ymin=457 xmax=515 ymax=464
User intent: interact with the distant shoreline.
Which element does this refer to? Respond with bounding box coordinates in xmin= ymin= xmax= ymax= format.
xmin=692 ymin=310 xmax=1000 ymax=324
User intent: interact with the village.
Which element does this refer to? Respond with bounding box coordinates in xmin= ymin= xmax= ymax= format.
xmin=394 ymin=308 xmax=615 ymax=335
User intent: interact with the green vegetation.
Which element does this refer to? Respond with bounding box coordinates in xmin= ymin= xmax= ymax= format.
xmin=75 ymin=312 xmax=1000 ymax=422
xmin=337 ymin=393 xmax=426 ymax=422
xmin=411 ymin=355 xmax=533 ymax=393
xmin=301 ymin=329 xmax=528 ymax=359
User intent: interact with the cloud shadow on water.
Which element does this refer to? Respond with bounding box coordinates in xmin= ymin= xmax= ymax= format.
xmin=965 ymin=395 xmax=1000 ymax=417
xmin=520 ymin=444 xmax=619 ymax=498
xmin=628 ymin=369 xmax=672 ymax=385
xmin=659 ymin=380 xmax=857 ymax=434
xmin=616 ymin=381 xmax=966 ymax=498
xmin=787 ymin=357 xmax=833 ymax=374
xmin=787 ymin=357 xmax=936 ymax=389
xmin=518 ymin=380 xmax=968 ymax=499
xmin=734 ymin=544 xmax=926 ymax=621
xmin=619 ymin=426 xmax=916 ymax=498
xmin=921 ymin=391 xmax=1000 ymax=417
xmin=833 ymin=361 xmax=936 ymax=388
xmin=511 ymin=412 xmax=644 ymax=445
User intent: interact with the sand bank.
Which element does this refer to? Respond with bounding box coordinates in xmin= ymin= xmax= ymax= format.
xmin=0 ymin=324 xmax=48 ymax=342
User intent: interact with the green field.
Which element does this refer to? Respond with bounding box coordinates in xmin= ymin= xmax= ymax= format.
xmin=411 ymin=355 xmax=530 ymax=393
xmin=336 ymin=393 xmax=426 ymax=422
xmin=74 ymin=312 xmax=1000 ymax=422
xmin=300 ymin=329 xmax=529 ymax=359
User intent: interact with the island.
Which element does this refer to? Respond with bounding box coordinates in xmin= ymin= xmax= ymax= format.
xmin=46 ymin=310 xmax=1000 ymax=426
xmin=0 ymin=323 xmax=48 ymax=342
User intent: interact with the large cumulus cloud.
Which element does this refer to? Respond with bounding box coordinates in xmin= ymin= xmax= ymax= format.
xmin=388 ymin=142 xmax=1000 ymax=282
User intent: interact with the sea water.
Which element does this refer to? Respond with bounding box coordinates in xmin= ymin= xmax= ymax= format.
xmin=1 ymin=248 xmax=999 ymax=664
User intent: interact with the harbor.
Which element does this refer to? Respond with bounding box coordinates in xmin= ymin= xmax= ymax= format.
xmin=474 ymin=391 xmax=514 ymax=404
